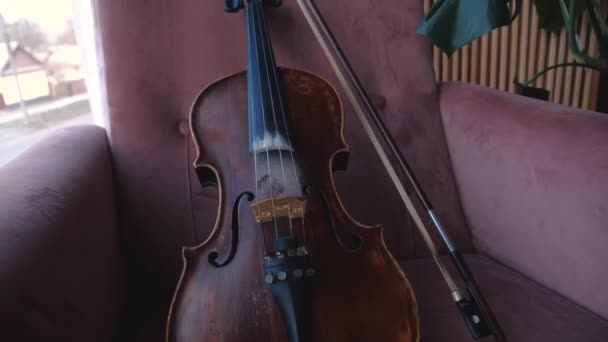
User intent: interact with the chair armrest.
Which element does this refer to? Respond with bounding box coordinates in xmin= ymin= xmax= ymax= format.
xmin=0 ymin=125 xmax=121 ymax=341
xmin=438 ymin=82 xmax=608 ymax=319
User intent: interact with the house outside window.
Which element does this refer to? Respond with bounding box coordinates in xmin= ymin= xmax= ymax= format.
xmin=0 ymin=0 xmax=99 ymax=166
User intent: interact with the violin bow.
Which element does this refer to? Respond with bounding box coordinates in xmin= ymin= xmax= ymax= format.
xmin=296 ymin=0 xmax=507 ymax=341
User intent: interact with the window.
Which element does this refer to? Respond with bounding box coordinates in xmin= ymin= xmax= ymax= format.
xmin=0 ymin=0 xmax=101 ymax=166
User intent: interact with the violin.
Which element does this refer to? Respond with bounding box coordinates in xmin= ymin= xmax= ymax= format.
xmin=165 ymin=0 xmax=419 ymax=341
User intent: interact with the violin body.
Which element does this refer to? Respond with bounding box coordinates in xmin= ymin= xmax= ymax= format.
xmin=165 ymin=68 xmax=419 ymax=342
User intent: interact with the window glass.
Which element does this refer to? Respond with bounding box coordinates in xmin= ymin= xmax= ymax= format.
xmin=0 ymin=0 xmax=97 ymax=166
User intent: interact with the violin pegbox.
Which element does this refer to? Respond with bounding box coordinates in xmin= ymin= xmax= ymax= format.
xmin=224 ymin=0 xmax=282 ymax=13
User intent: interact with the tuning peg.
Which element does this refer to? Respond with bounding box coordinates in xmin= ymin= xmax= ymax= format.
xmin=224 ymin=0 xmax=244 ymax=12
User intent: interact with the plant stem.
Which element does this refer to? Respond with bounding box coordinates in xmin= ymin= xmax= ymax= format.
xmin=589 ymin=0 xmax=608 ymax=37
xmin=522 ymin=62 xmax=605 ymax=86
xmin=559 ymin=0 xmax=606 ymax=67
xmin=587 ymin=0 xmax=608 ymax=59
xmin=509 ymin=0 xmax=523 ymax=22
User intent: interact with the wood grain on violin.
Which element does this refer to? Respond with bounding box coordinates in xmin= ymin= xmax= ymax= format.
xmin=166 ymin=1 xmax=419 ymax=341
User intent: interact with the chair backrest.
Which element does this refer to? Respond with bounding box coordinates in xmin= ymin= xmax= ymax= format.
xmin=94 ymin=0 xmax=470 ymax=302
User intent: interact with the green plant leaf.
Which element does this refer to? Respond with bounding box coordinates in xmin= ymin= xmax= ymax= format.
xmin=417 ymin=0 xmax=512 ymax=56
xmin=533 ymin=0 xmax=586 ymax=34
xmin=570 ymin=0 xmax=587 ymax=19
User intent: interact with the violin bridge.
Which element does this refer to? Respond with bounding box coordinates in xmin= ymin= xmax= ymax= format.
xmin=251 ymin=197 xmax=307 ymax=223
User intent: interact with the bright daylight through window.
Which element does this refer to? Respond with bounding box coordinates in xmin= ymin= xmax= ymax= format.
xmin=0 ymin=0 xmax=95 ymax=166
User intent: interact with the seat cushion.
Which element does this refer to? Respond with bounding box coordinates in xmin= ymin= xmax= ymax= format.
xmin=122 ymin=254 xmax=608 ymax=342
xmin=402 ymin=254 xmax=608 ymax=341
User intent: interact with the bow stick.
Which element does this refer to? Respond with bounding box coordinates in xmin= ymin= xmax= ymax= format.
xmin=296 ymin=0 xmax=507 ymax=340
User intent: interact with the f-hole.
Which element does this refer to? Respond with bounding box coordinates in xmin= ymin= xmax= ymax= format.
xmin=208 ymin=191 xmax=255 ymax=267
xmin=319 ymin=191 xmax=362 ymax=251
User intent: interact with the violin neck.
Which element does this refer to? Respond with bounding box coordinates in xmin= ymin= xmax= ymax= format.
xmin=246 ymin=0 xmax=294 ymax=154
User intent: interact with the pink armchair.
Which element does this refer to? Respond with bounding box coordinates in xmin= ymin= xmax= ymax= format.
xmin=0 ymin=0 xmax=606 ymax=341
xmin=405 ymin=83 xmax=608 ymax=341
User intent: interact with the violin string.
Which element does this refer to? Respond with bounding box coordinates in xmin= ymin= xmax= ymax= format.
xmin=252 ymin=1 xmax=280 ymax=239
xmin=260 ymin=3 xmax=307 ymax=245
xmin=255 ymin=1 xmax=295 ymax=237
xmin=247 ymin=1 xmax=269 ymax=253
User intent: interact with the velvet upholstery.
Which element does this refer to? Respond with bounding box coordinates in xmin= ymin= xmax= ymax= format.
xmin=93 ymin=0 xmax=470 ymax=337
xmin=403 ymin=255 xmax=608 ymax=341
xmin=439 ymin=82 xmax=608 ymax=319
xmin=0 ymin=126 xmax=121 ymax=341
